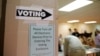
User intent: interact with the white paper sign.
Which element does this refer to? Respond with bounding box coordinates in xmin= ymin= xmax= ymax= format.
xmin=16 ymin=6 xmax=53 ymax=20
xmin=30 ymin=24 xmax=55 ymax=56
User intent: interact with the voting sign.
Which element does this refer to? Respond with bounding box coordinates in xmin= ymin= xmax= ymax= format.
xmin=16 ymin=6 xmax=53 ymax=20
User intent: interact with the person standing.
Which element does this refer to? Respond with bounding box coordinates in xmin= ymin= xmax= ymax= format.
xmin=72 ymin=28 xmax=79 ymax=37
xmin=68 ymin=28 xmax=72 ymax=35
xmin=94 ymin=29 xmax=100 ymax=56
xmin=58 ymin=34 xmax=63 ymax=52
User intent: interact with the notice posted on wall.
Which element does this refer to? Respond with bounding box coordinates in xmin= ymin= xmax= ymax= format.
xmin=29 ymin=24 xmax=55 ymax=56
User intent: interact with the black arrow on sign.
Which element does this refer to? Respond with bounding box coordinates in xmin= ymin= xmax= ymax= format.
xmin=16 ymin=9 xmax=52 ymax=20
xmin=41 ymin=9 xmax=52 ymax=20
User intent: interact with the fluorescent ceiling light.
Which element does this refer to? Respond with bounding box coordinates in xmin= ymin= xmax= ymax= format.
xmin=84 ymin=21 xmax=97 ymax=24
xmin=59 ymin=0 xmax=93 ymax=12
xmin=67 ymin=20 xmax=80 ymax=23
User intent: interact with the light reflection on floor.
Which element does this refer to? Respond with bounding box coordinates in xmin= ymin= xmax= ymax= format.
xmin=58 ymin=51 xmax=64 ymax=56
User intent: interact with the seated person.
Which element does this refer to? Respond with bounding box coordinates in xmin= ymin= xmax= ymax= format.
xmin=64 ymin=35 xmax=86 ymax=56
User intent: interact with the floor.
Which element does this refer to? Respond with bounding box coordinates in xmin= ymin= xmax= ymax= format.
xmin=58 ymin=49 xmax=96 ymax=56
xmin=58 ymin=51 xmax=96 ymax=56
xmin=58 ymin=51 xmax=64 ymax=56
xmin=58 ymin=45 xmax=98 ymax=56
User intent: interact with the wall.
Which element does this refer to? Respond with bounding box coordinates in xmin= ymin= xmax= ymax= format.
xmin=4 ymin=0 xmax=57 ymax=56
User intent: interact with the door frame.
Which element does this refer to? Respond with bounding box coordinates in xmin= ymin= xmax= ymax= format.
xmin=0 ymin=0 xmax=7 ymax=56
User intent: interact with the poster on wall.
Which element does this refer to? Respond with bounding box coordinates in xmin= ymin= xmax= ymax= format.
xmin=30 ymin=24 xmax=55 ymax=56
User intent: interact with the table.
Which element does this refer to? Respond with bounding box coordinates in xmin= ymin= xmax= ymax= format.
xmin=86 ymin=48 xmax=100 ymax=56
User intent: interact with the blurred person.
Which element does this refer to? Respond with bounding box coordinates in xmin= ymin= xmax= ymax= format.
xmin=84 ymin=30 xmax=92 ymax=38
xmin=84 ymin=30 xmax=89 ymax=38
xmin=68 ymin=28 xmax=72 ymax=35
xmin=64 ymin=35 xmax=86 ymax=56
xmin=95 ymin=29 xmax=98 ymax=37
xmin=83 ymin=31 xmax=93 ymax=46
xmin=58 ymin=34 xmax=63 ymax=52
xmin=79 ymin=33 xmax=87 ymax=45
xmin=87 ymin=38 xmax=95 ymax=47
xmin=94 ymin=29 xmax=100 ymax=56
xmin=72 ymin=28 xmax=79 ymax=37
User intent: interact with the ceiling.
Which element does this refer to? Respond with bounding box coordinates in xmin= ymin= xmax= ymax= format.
xmin=57 ymin=0 xmax=100 ymax=23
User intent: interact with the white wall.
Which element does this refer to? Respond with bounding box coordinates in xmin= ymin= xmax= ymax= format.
xmin=4 ymin=0 xmax=57 ymax=56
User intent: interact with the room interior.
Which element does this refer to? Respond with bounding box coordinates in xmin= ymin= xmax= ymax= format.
xmin=0 ymin=0 xmax=100 ymax=56
xmin=57 ymin=0 xmax=100 ymax=55
xmin=57 ymin=0 xmax=100 ymax=40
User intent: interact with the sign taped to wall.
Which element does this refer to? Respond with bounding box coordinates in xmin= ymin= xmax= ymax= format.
xmin=16 ymin=6 xmax=53 ymax=20
xmin=29 ymin=24 xmax=55 ymax=56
